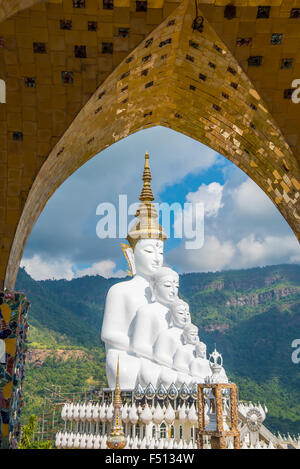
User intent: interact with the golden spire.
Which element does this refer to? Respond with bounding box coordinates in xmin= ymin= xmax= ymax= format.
xmin=113 ymin=356 xmax=123 ymax=408
xmin=139 ymin=151 xmax=154 ymax=203
xmin=126 ymin=152 xmax=167 ymax=249
xmin=107 ymin=357 xmax=126 ymax=449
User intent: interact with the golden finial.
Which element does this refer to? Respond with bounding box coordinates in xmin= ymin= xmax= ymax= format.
xmin=113 ymin=356 xmax=123 ymax=408
xmin=126 ymin=151 xmax=168 ymax=250
xmin=139 ymin=151 xmax=154 ymax=203
xmin=107 ymin=356 xmax=126 ymax=449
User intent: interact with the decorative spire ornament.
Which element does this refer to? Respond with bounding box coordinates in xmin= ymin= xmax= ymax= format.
xmin=107 ymin=357 xmax=126 ymax=449
xmin=126 ymin=152 xmax=167 ymax=250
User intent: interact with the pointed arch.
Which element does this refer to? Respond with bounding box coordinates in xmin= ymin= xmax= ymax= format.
xmin=1 ymin=0 xmax=299 ymax=289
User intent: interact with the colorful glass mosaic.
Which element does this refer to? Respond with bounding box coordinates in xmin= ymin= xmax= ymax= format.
xmin=119 ymin=28 xmax=129 ymax=38
xmin=74 ymin=45 xmax=86 ymax=58
xmin=102 ymin=43 xmax=113 ymax=54
xmin=290 ymin=8 xmax=300 ymax=18
xmin=224 ymin=4 xmax=236 ymax=20
xmin=103 ymin=0 xmax=113 ymax=9
xmin=88 ymin=21 xmax=98 ymax=32
xmin=33 ymin=42 xmax=46 ymax=54
xmin=271 ymin=33 xmax=282 ymax=45
xmin=73 ymin=0 xmax=85 ymax=8
xmin=0 ymin=292 xmax=30 ymax=449
xmin=248 ymin=56 xmax=263 ymax=66
xmin=62 ymin=71 xmax=73 ymax=84
xmin=284 ymin=89 xmax=293 ymax=99
xmin=256 ymin=6 xmax=271 ymax=19
xmin=60 ymin=20 xmax=72 ymax=30
xmin=281 ymin=58 xmax=293 ymax=69
xmin=136 ymin=1 xmax=147 ymax=12
xmin=13 ymin=132 xmax=23 ymax=141
xmin=24 ymin=77 xmax=36 ymax=88
xmin=236 ymin=37 xmax=252 ymax=46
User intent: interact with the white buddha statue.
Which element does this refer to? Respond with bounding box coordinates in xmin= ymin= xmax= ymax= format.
xmin=101 ymin=152 xmax=167 ymax=389
xmin=173 ymin=324 xmax=199 ymax=386
xmin=154 ymin=299 xmax=191 ymax=387
xmin=189 ymin=339 xmax=211 ymax=383
xmin=131 ymin=266 xmax=179 ymax=387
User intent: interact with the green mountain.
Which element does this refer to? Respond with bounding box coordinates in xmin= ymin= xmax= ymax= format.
xmin=15 ymin=264 xmax=300 ymax=435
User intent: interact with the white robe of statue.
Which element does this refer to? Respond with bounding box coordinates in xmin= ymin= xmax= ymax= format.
xmin=131 ymin=267 xmax=179 ymax=387
xmin=101 ymin=239 xmax=164 ymax=389
xmin=189 ymin=340 xmax=211 ymax=383
xmin=173 ymin=324 xmax=198 ymax=387
xmin=154 ymin=300 xmax=191 ymax=388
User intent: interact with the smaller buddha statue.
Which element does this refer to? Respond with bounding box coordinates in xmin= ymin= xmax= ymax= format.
xmin=189 ymin=339 xmax=211 ymax=383
xmin=131 ymin=266 xmax=179 ymax=387
xmin=173 ymin=324 xmax=199 ymax=386
xmin=154 ymin=299 xmax=191 ymax=388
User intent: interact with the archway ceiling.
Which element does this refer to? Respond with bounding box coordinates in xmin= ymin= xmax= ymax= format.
xmin=0 ymin=0 xmax=299 ymax=289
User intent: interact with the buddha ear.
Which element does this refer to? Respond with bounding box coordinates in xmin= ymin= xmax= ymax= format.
xmin=166 ymin=310 xmax=172 ymax=327
xmin=150 ymin=282 xmax=156 ymax=302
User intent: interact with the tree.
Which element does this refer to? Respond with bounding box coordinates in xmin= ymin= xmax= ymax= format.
xmin=18 ymin=415 xmax=53 ymax=449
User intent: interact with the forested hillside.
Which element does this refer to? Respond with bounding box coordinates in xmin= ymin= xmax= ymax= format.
xmin=16 ymin=264 xmax=300 ymax=435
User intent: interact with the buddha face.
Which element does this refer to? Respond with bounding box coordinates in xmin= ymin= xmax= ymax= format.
xmin=195 ymin=341 xmax=207 ymax=359
xmin=133 ymin=239 xmax=164 ymax=276
xmin=171 ymin=303 xmax=191 ymax=328
xmin=183 ymin=326 xmax=198 ymax=346
xmin=153 ymin=274 xmax=179 ymax=305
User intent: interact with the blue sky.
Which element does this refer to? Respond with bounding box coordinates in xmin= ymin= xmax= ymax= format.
xmin=21 ymin=127 xmax=300 ymax=280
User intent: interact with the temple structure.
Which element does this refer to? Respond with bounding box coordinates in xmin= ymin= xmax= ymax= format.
xmin=54 ymin=153 xmax=296 ymax=450
xmin=0 ymin=0 xmax=300 ymax=449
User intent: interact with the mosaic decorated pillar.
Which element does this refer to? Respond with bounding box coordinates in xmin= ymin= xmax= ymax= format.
xmin=0 ymin=292 xmax=30 ymax=449
xmin=197 ymin=383 xmax=240 ymax=450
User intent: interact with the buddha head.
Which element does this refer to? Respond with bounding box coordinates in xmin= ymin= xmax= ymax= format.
xmin=169 ymin=299 xmax=191 ymax=328
xmin=195 ymin=339 xmax=207 ymax=359
xmin=182 ymin=324 xmax=198 ymax=346
xmin=133 ymin=239 xmax=164 ymax=277
xmin=124 ymin=152 xmax=167 ymax=277
xmin=150 ymin=266 xmax=179 ymax=305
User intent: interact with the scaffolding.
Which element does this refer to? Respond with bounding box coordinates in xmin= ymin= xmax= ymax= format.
xmin=33 ymin=385 xmax=104 ymax=443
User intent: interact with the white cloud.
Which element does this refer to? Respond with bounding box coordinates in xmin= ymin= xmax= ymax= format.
xmin=21 ymin=255 xmax=126 ymax=281
xmin=232 ymin=179 xmax=275 ymax=218
xmin=235 ymin=234 xmax=300 ymax=268
xmin=167 ymin=175 xmax=300 ymax=273
xmin=167 ymin=235 xmax=235 ymax=273
xmin=186 ymin=182 xmax=224 ymax=218
xmin=21 ymin=255 xmax=74 ymax=281
xmin=167 ymin=233 xmax=300 ymax=273
xmin=75 ymin=260 xmax=126 ymax=279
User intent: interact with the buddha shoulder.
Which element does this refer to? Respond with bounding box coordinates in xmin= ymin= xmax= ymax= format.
xmin=136 ymin=302 xmax=157 ymax=315
xmin=105 ymin=278 xmax=138 ymax=300
xmin=107 ymin=279 xmax=132 ymax=295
